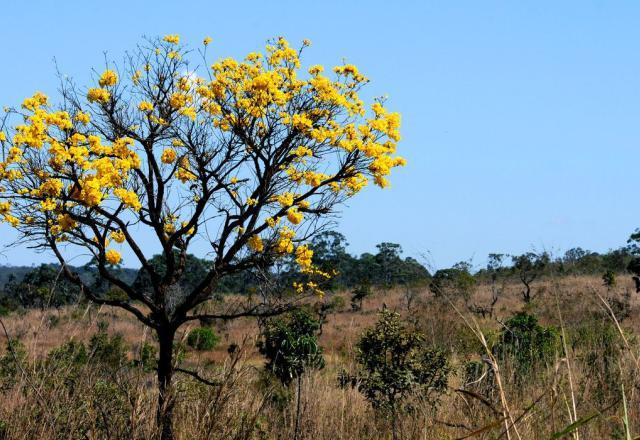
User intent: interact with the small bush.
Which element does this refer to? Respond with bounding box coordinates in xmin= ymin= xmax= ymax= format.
xmin=187 ymin=327 xmax=219 ymax=351
xmin=47 ymin=340 xmax=88 ymax=368
xmin=257 ymin=308 xmax=324 ymax=386
xmin=0 ymin=340 xmax=26 ymax=390
xmin=356 ymin=310 xmax=450 ymax=413
xmin=132 ymin=342 xmax=157 ymax=372
xmin=602 ymin=270 xmax=617 ymax=289
xmin=88 ymin=326 xmax=128 ymax=371
xmin=493 ymin=311 xmax=558 ymax=380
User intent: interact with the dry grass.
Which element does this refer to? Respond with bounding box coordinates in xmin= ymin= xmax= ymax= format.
xmin=0 ymin=274 xmax=637 ymax=439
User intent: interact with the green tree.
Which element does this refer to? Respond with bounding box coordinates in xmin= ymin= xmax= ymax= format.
xmin=186 ymin=326 xmax=219 ymax=351
xmin=351 ymin=283 xmax=373 ymax=312
xmin=309 ymin=231 xmax=355 ymax=289
xmin=511 ymin=252 xmax=549 ymax=303
xmin=493 ymin=312 xmax=558 ymax=381
xmin=257 ymin=308 xmax=324 ymax=440
xmin=356 ymin=310 xmax=450 ymax=440
xmin=430 ymin=261 xmax=476 ymax=300
xmin=313 ymin=294 xmax=345 ymax=335
xmin=132 ymin=252 xmax=210 ymax=297
xmin=602 ymin=270 xmax=616 ymax=290
xmin=375 ymin=242 xmax=403 ymax=287
xmin=9 ymin=264 xmax=81 ymax=309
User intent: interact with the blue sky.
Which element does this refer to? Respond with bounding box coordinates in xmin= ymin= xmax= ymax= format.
xmin=0 ymin=1 xmax=638 ymax=270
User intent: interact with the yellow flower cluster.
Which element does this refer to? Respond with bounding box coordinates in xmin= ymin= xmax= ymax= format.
xmin=163 ymin=34 xmax=180 ymax=45
xmin=274 ymin=192 xmax=294 ymax=207
xmin=160 ymin=149 xmax=176 ymax=164
xmin=286 ymin=208 xmax=303 ymax=225
xmin=179 ymin=107 xmax=197 ymax=121
xmin=75 ymin=111 xmax=91 ymax=124
xmin=295 ymin=244 xmax=313 ymax=271
xmin=114 ymin=188 xmax=141 ymax=211
xmin=99 ymin=70 xmax=118 ymax=87
xmin=188 ymin=37 xmax=403 ymax=194
xmin=105 ymin=249 xmax=122 ymax=265
xmin=87 ymin=88 xmax=110 ymax=103
xmin=247 ymin=234 xmax=264 ymax=252
xmin=0 ymin=201 xmax=18 ymax=226
xmin=275 ymin=227 xmax=295 ymax=254
xmin=175 ymin=157 xmax=196 ymax=182
xmin=138 ymin=101 xmax=154 ymax=112
xmin=292 ymin=146 xmax=312 ymax=158
xmin=0 ymin=91 xmax=146 ymax=236
xmin=110 ymin=229 xmax=126 ymax=243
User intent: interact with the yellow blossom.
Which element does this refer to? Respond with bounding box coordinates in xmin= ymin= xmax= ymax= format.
xmin=295 ymin=244 xmax=313 ymax=271
xmin=266 ymin=216 xmax=280 ymax=228
xmin=98 ymin=69 xmax=118 ymax=87
xmin=169 ymin=92 xmax=189 ymax=109
xmin=163 ymin=34 xmax=180 ymax=45
xmin=286 ymin=208 xmax=303 ymax=225
xmin=179 ymin=107 xmax=197 ymax=121
xmin=164 ymin=222 xmax=176 ymax=234
xmin=292 ymin=146 xmax=313 ymax=158
xmin=40 ymin=198 xmax=57 ymax=211
xmin=176 ymin=157 xmax=196 ymax=182
xmin=161 ymin=149 xmax=177 ymax=164
xmin=114 ymin=188 xmax=141 ymax=211
xmin=111 ymin=229 xmax=126 ymax=243
xmin=247 ymin=234 xmax=264 ymax=252
xmin=105 ymin=249 xmax=122 ymax=265
xmin=87 ymin=88 xmax=110 ymax=103
xmin=57 ymin=214 xmax=76 ymax=231
xmin=275 ymin=227 xmax=295 ymax=254
xmin=275 ymin=192 xmax=295 ymax=207
xmin=75 ymin=111 xmax=91 ymax=124
xmin=22 ymin=92 xmax=48 ymax=111
xmin=138 ymin=101 xmax=154 ymax=112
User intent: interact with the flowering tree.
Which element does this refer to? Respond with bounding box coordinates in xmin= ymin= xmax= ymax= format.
xmin=0 ymin=34 xmax=404 ymax=438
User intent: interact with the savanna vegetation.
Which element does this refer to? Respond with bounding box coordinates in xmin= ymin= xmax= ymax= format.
xmin=0 ymin=33 xmax=638 ymax=440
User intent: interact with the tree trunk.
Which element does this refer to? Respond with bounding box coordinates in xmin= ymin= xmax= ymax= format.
xmin=391 ymin=407 xmax=398 ymax=440
xmin=294 ymin=375 xmax=302 ymax=440
xmin=157 ymin=326 xmax=176 ymax=440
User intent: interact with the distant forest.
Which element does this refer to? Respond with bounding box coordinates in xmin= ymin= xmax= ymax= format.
xmin=0 ymin=229 xmax=639 ymax=311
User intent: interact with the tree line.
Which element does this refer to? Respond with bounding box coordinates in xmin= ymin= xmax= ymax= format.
xmin=1 ymin=228 xmax=640 ymax=313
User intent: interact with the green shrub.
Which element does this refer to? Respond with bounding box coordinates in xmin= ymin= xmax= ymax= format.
xmin=88 ymin=324 xmax=128 ymax=371
xmin=0 ymin=339 xmax=26 ymax=390
xmin=602 ymin=270 xmax=617 ymax=289
xmin=187 ymin=327 xmax=219 ymax=351
xmin=257 ymin=308 xmax=324 ymax=386
xmin=351 ymin=284 xmax=372 ymax=311
xmin=133 ymin=342 xmax=157 ymax=372
xmin=572 ymin=316 xmax=623 ymax=404
xmin=430 ymin=262 xmax=476 ymax=300
xmin=47 ymin=340 xmax=88 ymax=367
xmin=356 ymin=310 xmax=450 ymax=414
xmin=493 ymin=311 xmax=558 ymax=380
xmin=89 ymin=379 xmax=131 ymax=438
